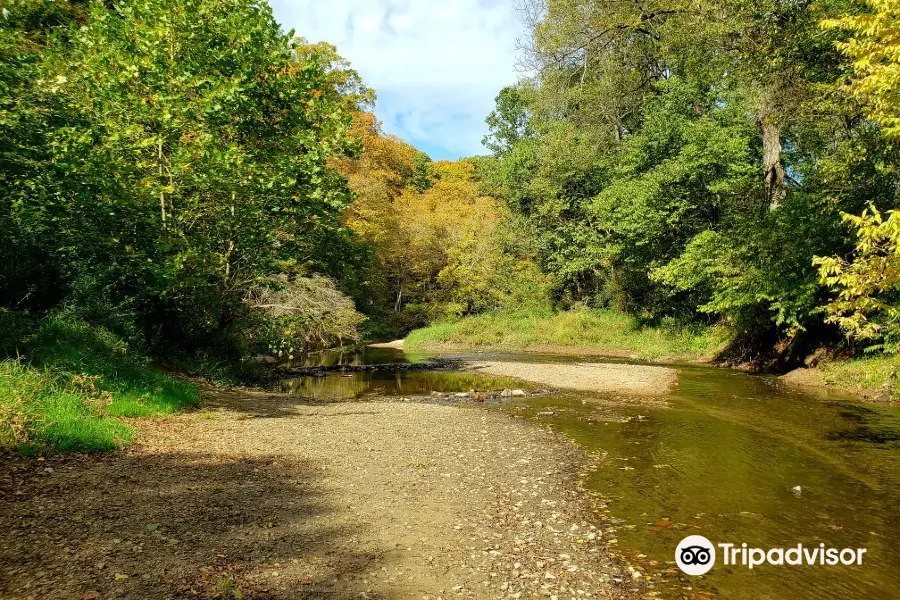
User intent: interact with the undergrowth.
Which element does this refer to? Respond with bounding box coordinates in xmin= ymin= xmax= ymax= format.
xmin=0 ymin=315 xmax=198 ymax=453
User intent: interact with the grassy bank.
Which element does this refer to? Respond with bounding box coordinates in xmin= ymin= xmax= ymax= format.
xmin=405 ymin=308 xmax=729 ymax=362
xmin=406 ymin=308 xmax=899 ymax=400
xmin=0 ymin=316 xmax=198 ymax=453
xmin=819 ymin=355 xmax=899 ymax=398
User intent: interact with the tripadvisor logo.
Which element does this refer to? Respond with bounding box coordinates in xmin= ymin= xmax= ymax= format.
xmin=676 ymin=535 xmax=716 ymax=575
xmin=675 ymin=535 xmax=867 ymax=576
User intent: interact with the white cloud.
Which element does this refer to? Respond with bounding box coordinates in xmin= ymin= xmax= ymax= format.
xmin=267 ymin=0 xmax=525 ymax=159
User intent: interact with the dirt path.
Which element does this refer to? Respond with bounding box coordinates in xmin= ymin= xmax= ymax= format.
xmin=465 ymin=361 xmax=677 ymax=396
xmin=0 ymin=389 xmax=640 ymax=600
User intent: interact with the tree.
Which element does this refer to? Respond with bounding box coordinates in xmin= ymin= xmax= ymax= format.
xmin=480 ymin=0 xmax=899 ymax=361
xmin=483 ymin=86 xmax=532 ymax=155
xmin=823 ymin=0 xmax=900 ymax=140
xmin=815 ymin=206 xmax=900 ymax=352
xmin=811 ymin=1 xmax=900 ymax=354
xmin=0 ymin=0 xmax=89 ymax=312
xmin=2 ymin=0 xmax=371 ymax=355
xmin=332 ymin=112 xmax=419 ymax=325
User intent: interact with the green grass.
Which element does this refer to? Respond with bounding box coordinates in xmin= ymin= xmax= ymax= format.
xmin=405 ymin=307 xmax=729 ymax=362
xmin=0 ymin=361 xmax=133 ymax=452
xmin=820 ymin=354 xmax=900 ymax=397
xmin=0 ymin=316 xmax=199 ymax=453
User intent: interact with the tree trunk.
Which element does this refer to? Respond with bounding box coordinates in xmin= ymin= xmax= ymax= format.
xmin=760 ymin=87 xmax=787 ymax=210
xmin=158 ymin=140 xmax=167 ymax=229
xmin=394 ymin=282 xmax=402 ymax=312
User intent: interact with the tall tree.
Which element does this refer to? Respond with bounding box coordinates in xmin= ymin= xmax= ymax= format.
xmin=2 ymin=0 xmax=371 ymax=354
xmin=483 ymin=86 xmax=532 ymax=155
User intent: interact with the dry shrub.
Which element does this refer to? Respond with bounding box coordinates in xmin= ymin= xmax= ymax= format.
xmin=246 ymin=275 xmax=366 ymax=357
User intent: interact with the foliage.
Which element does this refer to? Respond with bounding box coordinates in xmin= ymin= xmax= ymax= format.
xmin=246 ymin=275 xmax=365 ymax=358
xmin=483 ymin=85 xmax=532 ymax=156
xmin=336 ymin=122 xmax=548 ymax=334
xmin=823 ymin=0 xmax=900 ymax=140
xmin=815 ymin=206 xmax=900 ymax=353
xmin=1 ymin=0 xmax=370 ymax=359
xmin=334 ymin=112 xmax=421 ymax=328
xmin=0 ymin=308 xmax=36 ymax=355
xmin=3 ymin=0 xmax=899 ymax=376
xmin=476 ymin=0 xmax=900 ymax=363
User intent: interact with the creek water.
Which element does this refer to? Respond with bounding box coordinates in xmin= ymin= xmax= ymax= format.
xmin=278 ymin=348 xmax=900 ymax=600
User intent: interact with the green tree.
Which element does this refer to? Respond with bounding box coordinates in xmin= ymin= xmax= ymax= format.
xmin=3 ymin=0 xmax=371 ymax=355
xmin=483 ymin=85 xmax=532 ymax=156
xmin=483 ymin=0 xmax=899 ymax=361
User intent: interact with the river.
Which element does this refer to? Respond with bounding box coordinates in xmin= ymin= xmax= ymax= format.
xmin=277 ymin=347 xmax=900 ymax=599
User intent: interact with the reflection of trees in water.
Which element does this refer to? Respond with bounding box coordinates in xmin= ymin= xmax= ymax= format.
xmin=287 ymin=347 xmax=409 ymax=368
xmin=279 ymin=371 xmax=529 ymax=401
xmin=280 ymin=375 xmax=371 ymax=400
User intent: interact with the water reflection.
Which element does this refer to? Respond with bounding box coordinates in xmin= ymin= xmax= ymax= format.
xmin=285 ymin=345 xmax=413 ymax=368
xmin=278 ymin=370 xmax=532 ymax=400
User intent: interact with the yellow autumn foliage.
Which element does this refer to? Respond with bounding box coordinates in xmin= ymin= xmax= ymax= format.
xmin=815 ymin=205 xmax=900 ymax=352
xmin=823 ymin=0 xmax=900 ymax=139
xmin=336 ymin=115 xmax=530 ymax=325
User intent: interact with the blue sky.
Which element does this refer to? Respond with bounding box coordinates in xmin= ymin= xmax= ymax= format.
xmin=268 ymin=0 xmax=525 ymax=160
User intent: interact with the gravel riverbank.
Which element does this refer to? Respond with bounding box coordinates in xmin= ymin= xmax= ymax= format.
xmin=1 ymin=387 xmax=642 ymax=600
xmin=465 ymin=361 xmax=678 ymax=396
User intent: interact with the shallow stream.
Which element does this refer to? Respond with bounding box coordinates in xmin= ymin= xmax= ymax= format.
xmin=278 ymin=348 xmax=900 ymax=599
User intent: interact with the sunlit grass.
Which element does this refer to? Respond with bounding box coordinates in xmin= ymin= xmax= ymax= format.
xmin=405 ymin=307 xmax=729 ymax=361
xmin=820 ymin=354 xmax=900 ymax=397
xmin=0 ymin=316 xmax=198 ymax=453
xmin=0 ymin=360 xmax=133 ymax=452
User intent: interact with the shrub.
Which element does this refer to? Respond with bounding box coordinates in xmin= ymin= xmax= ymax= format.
xmin=246 ymin=275 xmax=366 ymax=359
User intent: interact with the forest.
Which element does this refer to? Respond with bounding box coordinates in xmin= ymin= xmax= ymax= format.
xmin=1 ymin=0 xmax=899 ymax=451
xmin=464 ymin=0 xmax=900 ymax=367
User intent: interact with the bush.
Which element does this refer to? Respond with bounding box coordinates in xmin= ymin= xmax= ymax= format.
xmin=245 ymin=275 xmax=366 ymax=359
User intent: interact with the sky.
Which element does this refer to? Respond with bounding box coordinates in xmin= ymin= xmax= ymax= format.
xmin=268 ymin=0 xmax=525 ymax=160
